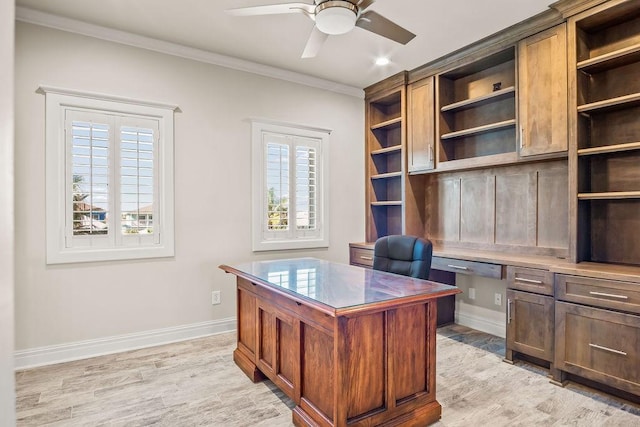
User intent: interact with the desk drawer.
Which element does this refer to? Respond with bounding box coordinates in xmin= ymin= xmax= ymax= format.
xmin=556 ymin=275 xmax=640 ymax=315
xmin=555 ymin=302 xmax=640 ymax=396
xmin=350 ymin=246 xmax=374 ymax=268
xmin=432 ymin=257 xmax=502 ymax=279
xmin=507 ymin=266 xmax=554 ymax=296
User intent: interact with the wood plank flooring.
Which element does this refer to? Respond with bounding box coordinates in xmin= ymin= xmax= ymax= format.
xmin=15 ymin=325 xmax=640 ymax=426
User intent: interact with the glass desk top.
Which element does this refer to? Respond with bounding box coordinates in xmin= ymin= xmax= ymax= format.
xmin=221 ymin=257 xmax=459 ymax=310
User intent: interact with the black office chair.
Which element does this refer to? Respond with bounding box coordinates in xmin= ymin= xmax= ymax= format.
xmin=373 ymin=235 xmax=455 ymax=326
xmin=373 ymin=235 xmax=433 ymax=280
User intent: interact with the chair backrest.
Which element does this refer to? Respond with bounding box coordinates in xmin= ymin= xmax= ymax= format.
xmin=373 ymin=235 xmax=433 ymax=280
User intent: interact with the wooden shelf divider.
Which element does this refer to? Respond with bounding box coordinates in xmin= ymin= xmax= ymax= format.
xmin=371 ymin=201 xmax=403 ymax=206
xmin=441 ymin=119 xmax=516 ymax=140
xmin=370 ymin=171 xmax=402 ymax=180
xmin=370 ymin=117 xmax=402 ymax=131
xmin=371 ymin=145 xmax=402 ymax=155
xmin=577 ymin=92 xmax=640 ymax=114
xmin=577 ymin=191 xmax=640 ymax=200
xmin=577 ymin=43 xmax=640 ymax=73
xmin=440 ymin=86 xmax=515 ymax=112
xmin=578 ymin=141 xmax=640 ymax=156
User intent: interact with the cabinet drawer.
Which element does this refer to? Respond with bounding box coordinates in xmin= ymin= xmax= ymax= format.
xmin=350 ymin=246 xmax=374 ymax=268
xmin=431 ymin=257 xmax=502 ymax=279
xmin=555 ymin=302 xmax=640 ymax=396
xmin=556 ymin=275 xmax=640 ymax=314
xmin=507 ymin=266 xmax=554 ymax=296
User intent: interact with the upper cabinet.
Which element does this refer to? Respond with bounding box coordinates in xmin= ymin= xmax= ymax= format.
xmin=435 ymin=48 xmax=518 ymax=172
xmin=518 ymin=23 xmax=568 ymax=157
xmin=568 ymin=0 xmax=640 ymax=266
xmin=407 ymin=76 xmax=435 ymax=173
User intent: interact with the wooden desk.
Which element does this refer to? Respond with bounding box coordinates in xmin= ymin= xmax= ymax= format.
xmin=220 ymin=258 xmax=460 ymax=427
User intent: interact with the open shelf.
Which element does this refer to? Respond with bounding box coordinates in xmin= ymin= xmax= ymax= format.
xmin=371 ymin=171 xmax=402 ymax=180
xmin=578 ymin=141 xmax=640 ymax=156
xmin=440 ymin=86 xmax=515 ymax=113
xmin=441 ymin=119 xmax=516 ymax=140
xmin=371 ymin=201 xmax=403 ymax=206
xmin=434 ymin=152 xmax=518 ymax=173
xmin=577 ymin=92 xmax=640 ymax=114
xmin=577 ymin=43 xmax=640 ymax=73
xmin=578 ymin=191 xmax=640 ymax=200
xmin=371 ymin=145 xmax=402 ymax=156
xmin=371 ymin=117 xmax=402 ymax=131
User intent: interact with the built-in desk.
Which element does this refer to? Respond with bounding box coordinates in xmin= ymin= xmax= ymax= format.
xmin=220 ymin=258 xmax=460 ymax=427
xmin=350 ymin=242 xmax=640 ymax=400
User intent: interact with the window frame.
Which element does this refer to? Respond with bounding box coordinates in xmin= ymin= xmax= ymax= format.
xmin=251 ymin=120 xmax=330 ymax=252
xmin=43 ymin=86 xmax=176 ymax=264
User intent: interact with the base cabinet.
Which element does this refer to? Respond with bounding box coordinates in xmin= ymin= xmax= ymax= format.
xmin=505 ymin=289 xmax=555 ymax=363
xmin=554 ymin=301 xmax=640 ymax=396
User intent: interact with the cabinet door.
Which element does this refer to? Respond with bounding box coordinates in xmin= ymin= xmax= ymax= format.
xmin=506 ymin=290 xmax=554 ymax=362
xmin=518 ymin=23 xmax=568 ymax=157
xmin=408 ymin=76 xmax=435 ymax=172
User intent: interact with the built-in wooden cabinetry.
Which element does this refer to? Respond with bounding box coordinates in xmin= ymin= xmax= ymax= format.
xmin=568 ymin=0 xmax=640 ymax=266
xmin=365 ymin=73 xmax=406 ymax=242
xmin=357 ymin=0 xmax=640 ymax=402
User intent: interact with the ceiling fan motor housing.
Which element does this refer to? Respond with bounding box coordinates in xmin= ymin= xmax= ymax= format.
xmin=315 ymin=1 xmax=358 ymax=35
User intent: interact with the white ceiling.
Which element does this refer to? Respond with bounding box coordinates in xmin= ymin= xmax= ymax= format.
xmin=15 ymin=0 xmax=554 ymax=90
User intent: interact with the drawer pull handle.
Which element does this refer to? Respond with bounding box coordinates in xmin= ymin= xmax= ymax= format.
xmin=507 ymin=299 xmax=512 ymax=324
xmin=360 ymin=256 xmax=373 ymax=260
xmin=515 ymin=277 xmax=543 ymax=285
xmin=588 ymin=291 xmax=628 ymax=300
xmin=589 ymin=343 xmax=627 ymax=356
xmin=447 ymin=264 xmax=469 ymax=270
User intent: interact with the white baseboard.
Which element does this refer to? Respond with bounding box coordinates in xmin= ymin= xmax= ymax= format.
xmin=14 ymin=317 xmax=236 ymax=370
xmin=455 ymin=302 xmax=505 ymax=338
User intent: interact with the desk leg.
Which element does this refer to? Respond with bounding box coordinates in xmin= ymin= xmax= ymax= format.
xmin=233 ymin=348 xmax=266 ymax=383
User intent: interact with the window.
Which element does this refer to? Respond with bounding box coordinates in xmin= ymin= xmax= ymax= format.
xmin=252 ymin=121 xmax=330 ymax=251
xmin=43 ymin=87 xmax=176 ymax=264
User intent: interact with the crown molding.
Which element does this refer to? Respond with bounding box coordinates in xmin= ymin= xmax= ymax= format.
xmin=15 ymin=6 xmax=364 ymax=99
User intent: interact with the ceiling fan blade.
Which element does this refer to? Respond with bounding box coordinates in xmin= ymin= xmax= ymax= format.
xmin=226 ymin=2 xmax=314 ymax=17
xmin=357 ymin=0 xmax=375 ymax=12
xmin=356 ymin=10 xmax=416 ymax=44
xmin=302 ymin=26 xmax=329 ymax=58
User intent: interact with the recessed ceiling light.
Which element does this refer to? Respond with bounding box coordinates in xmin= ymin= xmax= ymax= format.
xmin=375 ymin=57 xmax=390 ymax=66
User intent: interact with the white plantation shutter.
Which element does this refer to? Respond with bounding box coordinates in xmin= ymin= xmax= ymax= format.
xmin=66 ymin=110 xmax=112 ymax=248
xmin=45 ymin=87 xmax=175 ymax=264
xmin=252 ymin=121 xmax=329 ymax=251
xmin=295 ymin=145 xmax=317 ymax=234
xmin=264 ymin=137 xmax=290 ymax=236
xmin=118 ymin=118 xmax=159 ymax=246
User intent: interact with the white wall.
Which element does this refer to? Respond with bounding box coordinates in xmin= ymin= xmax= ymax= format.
xmin=14 ymin=23 xmax=364 ymax=355
xmin=1 ymin=0 xmax=16 ymax=423
xmin=455 ymin=275 xmax=506 ymax=338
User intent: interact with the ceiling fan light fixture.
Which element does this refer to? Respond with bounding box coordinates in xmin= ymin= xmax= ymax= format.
xmin=315 ymin=1 xmax=358 ymax=35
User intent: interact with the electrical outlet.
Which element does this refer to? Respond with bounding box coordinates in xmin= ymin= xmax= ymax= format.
xmin=468 ymin=288 xmax=476 ymax=300
xmin=212 ymin=291 xmax=221 ymax=305
xmin=494 ymin=293 xmax=502 ymax=306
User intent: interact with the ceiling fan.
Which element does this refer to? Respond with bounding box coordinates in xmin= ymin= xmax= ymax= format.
xmin=226 ymin=0 xmax=416 ymax=58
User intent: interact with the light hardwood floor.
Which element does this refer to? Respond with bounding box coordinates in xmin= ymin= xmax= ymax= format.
xmin=15 ymin=325 xmax=640 ymax=426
